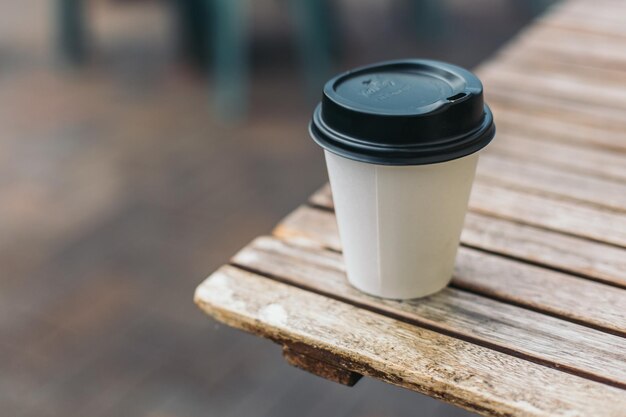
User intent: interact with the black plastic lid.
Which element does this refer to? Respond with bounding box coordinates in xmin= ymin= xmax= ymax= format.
xmin=309 ymin=59 xmax=496 ymax=165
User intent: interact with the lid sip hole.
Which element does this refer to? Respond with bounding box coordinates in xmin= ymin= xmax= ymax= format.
xmin=447 ymin=92 xmax=467 ymax=102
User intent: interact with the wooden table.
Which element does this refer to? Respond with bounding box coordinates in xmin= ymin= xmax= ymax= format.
xmin=195 ymin=1 xmax=626 ymax=415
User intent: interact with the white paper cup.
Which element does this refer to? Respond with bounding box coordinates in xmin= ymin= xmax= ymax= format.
xmin=309 ymin=59 xmax=495 ymax=299
xmin=325 ymin=150 xmax=478 ymax=299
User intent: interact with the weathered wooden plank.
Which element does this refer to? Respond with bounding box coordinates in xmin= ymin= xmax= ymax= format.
xmin=484 ymin=106 xmax=626 ymax=153
xmin=481 ymin=64 xmax=626 ymax=111
xmin=277 ymin=204 xmax=626 ymax=289
xmin=310 ymin=178 xmax=626 ymax=249
xmin=282 ymin=345 xmax=363 ymax=387
xmin=482 ymin=54 xmax=626 ymax=94
xmin=544 ymin=12 xmax=626 ymax=39
xmin=497 ymin=43 xmax=626 ymax=77
xmin=195 ymin=266 xmax=626 ymax=417
xmin=308 ymin=184 xmax=333 ymax=208
xmin=476 ymin=154 xmax=626 ymax=212
xmin=511 ymin=25 xmax=626 ymax=70
xmin=469 ymin=182 xmax=626 ymax=248
xmin=487 ymin=132 xmax=626 ymax=183
xmin=520 ymin=19 xmax=626 ymax=52
xmin=453 ymin=248 xmax=626 ymax=333
xmin=462 ymin=212 xmax=626 ymax=289
xmin=544 ymin=10 xmax=626 ymax=38
xmin=557 ymin=0 xmax=626 ymax=23
xmin=273 ymin=206 xmax=626 ymax=335
xmin=512 ymin=38 xmax=626 ymax=72
xmin=232 ymin=236 xmax=626 ymax=387
xmin=486 ymin=88 xmax=626 ymax=131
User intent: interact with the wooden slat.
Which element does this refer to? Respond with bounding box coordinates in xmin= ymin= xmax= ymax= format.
xmin=196 ymin=2 xmax=626 ymax=415
xmin=274 ymin=205 xmax=626 ymax=335
xmin=469 ymin=182 xmax=626 ymax=248
xmin=486 ymin=89 xmax=626 ymax=131
xmin=510 ymin=39 xmax=626 ymax=72
xmin=277 ymin=204 xmax=626 ymax=289
xmin=481 ymin=63 xmax=626 ymax=111
xmin=556 ymin=0 xmax=626 ymax=23
xmin=476 ymin=154 xmax=626 ymax=212
xmin=487 ymin=132 xmax=626 ymax=183
xmin=310 ymin=178 xmax=626 ymax=250
xmin=195 ymin=265 xmax=626 ymax=417
xmin=511 ymin=24 xmax=626 ymax=70
xmin=540 ymin=10 xmax=626 ymax=38
xmin=493 ymin=44 xmax=626 ymax=85
xmin=482 ymin=57 xmax=626 ymax=101
xmin=232 ymin=236 xmax=626 ymax=388
xmin=462 ymin=212 xmax=626 ymax=289
xmin=308 ymin=185 xmax=332 ymax=208
xmin=484 ymin=107 xmax=626 ymax=153
xmin=545 ymin=11 xmax=626 ymax=39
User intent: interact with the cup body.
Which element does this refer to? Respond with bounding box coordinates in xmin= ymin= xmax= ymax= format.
xmin=325 ymin=150 xmax=479 ymax=299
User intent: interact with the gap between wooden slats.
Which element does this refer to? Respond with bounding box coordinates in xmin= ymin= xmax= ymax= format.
xmin=487 ymin=132 xmax=626 ymax=183
xmin=491 ymin=49 xmax=626 ymax=85
xmin=481 ymin=66 xmax=626 ymax=114
xmin=544 ymin=13 xmax=626 ymax=40
xmin=282 ymin=200 xmax=626 ymax=330
xmin=306 ymin=186 xmax=626 ymax=287
xmin=483 ymin=107 xmax=626 ymax=153
xmin=487 ymin=88 xmax=626 ymax=132
xmin=195 ymin=265 xmax=626 ymax=417
xmin=310 ymin=177 xmax=626 ymax=250
xmin=482 ymin=57 xmax=626 ymax=98
xmin=539 ymin=3 xmax=626 ymax=38
xmin=508 ymin=24 xmax=626 ymax=71
xmin=230 ymin=235 xmax=626 ymax=389
xmin=302 ymin=194 xmax=626 ymax=289
xmin=476 ymin=154 xmax=626 ymax=212
xmin=469 ymin=181 xmax=626 ymax=248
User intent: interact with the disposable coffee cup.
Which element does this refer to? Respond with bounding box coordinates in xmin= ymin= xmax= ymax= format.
xmin=309 ymin=59 xmax=495 ymax=299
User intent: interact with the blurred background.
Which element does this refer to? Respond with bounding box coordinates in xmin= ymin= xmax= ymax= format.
xmin=0 ymin=1 xmax=556 ymax=416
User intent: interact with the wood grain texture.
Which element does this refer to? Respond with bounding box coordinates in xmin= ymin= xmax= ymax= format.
xmin=462 ymin=212 xmax=626 ymax=289
xmin=487 ymin=132 xmax=626 ymax=183
xmin=194 ymin=1 xmax=626 ymax=415
xmin=274 ymin=205 xmax=626 ymax=336
xmin=481 ymin=62 xmax=626 ymax=111
xmin=511 ymin=24 xmax=626 ymax=71
xmin=282 ymin=345 xmax=363 ymax=387
xmin=195 ymin=266 xmax=626 ymax=417
xmin=545 ymin=8 xmax=626 ymax=39
xmin=476 ymin=153 xmax=626 ymax=212
xmin=483 ymin=106 xmax=626 ymax=153
xmin=232 ymin=236 xmax=626 ymax=388
xmin=469 ymin=182 xmax=626 ymax=248
xmin=486 ymin=88 xmax=626 ymax=130
xmin=308 ymin=186 xmax=626 ymax=287
xmin=490 ymin=52 xmax=626 ymax=86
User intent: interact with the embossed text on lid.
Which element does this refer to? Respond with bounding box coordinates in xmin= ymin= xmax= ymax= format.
xmin=309 ymin=59 xmax=496 ymax=165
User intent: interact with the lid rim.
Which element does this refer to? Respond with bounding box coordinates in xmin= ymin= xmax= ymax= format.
xmin=310 ymin=104 xmax=495 ymax=166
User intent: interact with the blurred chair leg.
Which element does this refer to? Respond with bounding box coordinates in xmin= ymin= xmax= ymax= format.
xmin=211 ymin=0 xmax=248 ymax=120
xmin=413 ymin=0 xmax=447 ymax=39
xmin=172 ymin=0 xmax=211 ymax=68
xmin=57 ymin=0 xmax=87 ymax=65
xmin=289 ymin=0 xmax=335 ymax=95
